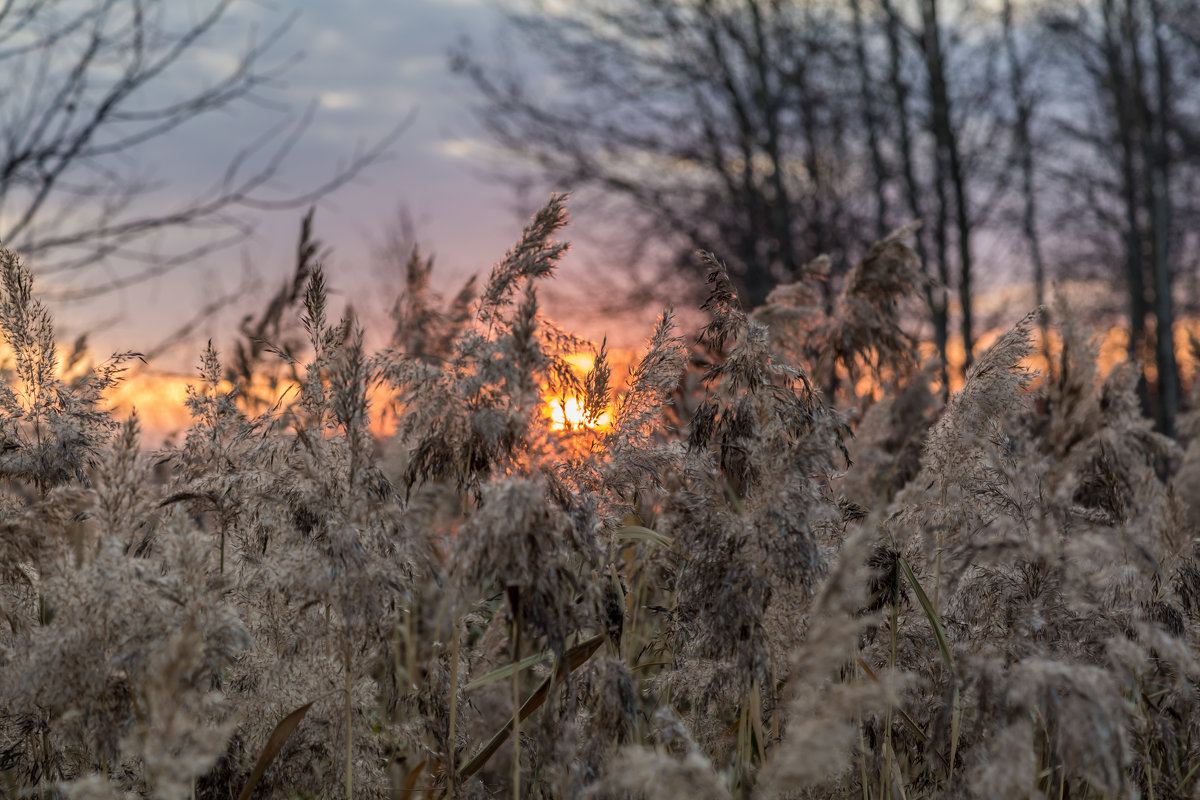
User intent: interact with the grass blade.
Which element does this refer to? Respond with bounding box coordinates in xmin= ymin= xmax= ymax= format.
xmin=898 ymin=557 xmax=955 ymax=672
xmin=402 ymin=759 xmax=427 ymax=795
xmin=236 ymin=701 xmax=314 ymax=800
xmin=898 ymin=557 xmax=961 ymax=780
xmin=459 ymin=633 xmax=605 ymax=779
xmin=463 ymin=650 xmax=554 ymax=692
xmin=1176 ymin=758 xmax=1200 ymax=796
xmin=616 ymin=525 xmax=674 ymax=548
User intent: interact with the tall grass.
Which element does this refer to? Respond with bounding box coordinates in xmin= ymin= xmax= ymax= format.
xmin=0 ymin=196 xmax=1198 ymax=799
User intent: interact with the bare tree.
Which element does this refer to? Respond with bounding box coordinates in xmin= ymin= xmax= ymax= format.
xmin=457 ymin=0 xmax=1022 ymax=388
xmin=1002 ymin=0 xmax=1048 ymax=318
xmin=923 ymin=0 xmax=976 ymax=366
xmin=850 ymin=0 xmax=891 ymax=242
xmin=875 ymin=0 xmax=951 ymax=383
xmin=459 ymin=0 xmax=1200 ymax=425
xmin=452 ymin=0 xmax=877 ymax=308
xmin=0 ymin=0 xmax=405 ymax=300
xmin=1041 ymin=0 xmax=1200 ymax=433
xmin=1145 ymin=0 xmax=1180 ymax=433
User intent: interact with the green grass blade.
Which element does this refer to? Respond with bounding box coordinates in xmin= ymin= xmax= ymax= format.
xmin=898 ymin=557 xmax=955 ymax=672
xmin=236 ymin=701 xmax=314 ymax=800
xmin=1176 ymin=758 xmax=1200 ymax=796
xmin=899 ymin=556 xmax=961 ymax=781
xmin=616 ymin=525 xmax=674 ymax=548
xmin=460 ymin=634 xmax=605 ymax=779
xmin=950 ymin=684 xmax=962 ymax=779
xmin=463 ymin=650 xmax=554 ymax=692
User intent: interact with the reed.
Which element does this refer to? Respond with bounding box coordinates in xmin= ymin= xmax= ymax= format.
xmin=0 ymin=201 xmax=1196 ymax=799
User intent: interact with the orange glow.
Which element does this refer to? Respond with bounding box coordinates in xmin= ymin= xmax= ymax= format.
xmin=104 ymin=368 xmax=406 ymax=442
xmin=547 ymin=395 xmax=612 ymax=431
xmin=912 ymin=319 xmax=1182 ymax=398
xmin=543 ymin=351 xmax=618 ymax=433
xmin=15 ymin=307 xmax=1200 ymax=446
xmin=561 ymin=352 xmax=600 ymax=372
xmin=106 ymin=372 xmax=194 ymax=438
xmin=853 ymin=371 xmax=877 ymax=399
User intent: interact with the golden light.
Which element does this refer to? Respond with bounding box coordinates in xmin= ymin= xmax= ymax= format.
xmin=106 ymin=371 xmax=403 ymax=441
xmin=561 ymin=352 xmax=599 ymax=372
xmin=12 ymin=301 xmax=1196 ymax=446
xmin=547 ymin=394 xmax=612 ymax=432
xmin=106 ymin=372 xmax=194 ymax=438
xmin=543 ymin=351 xmax=615 ymax=433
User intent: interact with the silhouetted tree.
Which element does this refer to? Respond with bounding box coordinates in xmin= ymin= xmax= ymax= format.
xmin=457 ymin=0 xmax=1019 ymax=383
xmin=453 ymin=0 xmax=877 ymax=308
xmin=1041 ymin=0 xmax=1200 ymax=433
xmin=0 ymin=0 xmax=404 ymax=300
xmin=459 ymin=0 xmax=1200 ymax=429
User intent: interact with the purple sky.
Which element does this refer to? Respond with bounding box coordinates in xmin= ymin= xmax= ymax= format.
xmin=47 ymin=0 xmax=643 ymax=370
xmin=39 ymin=0 xmax=1037 ymax=374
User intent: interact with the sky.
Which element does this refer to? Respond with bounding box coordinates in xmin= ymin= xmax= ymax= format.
xmin=45 ymin=0 xmax=628 ymax=371
xmin=26 ymin=0 xmax=1046 ymax=377
xmin=24 ymin=0 xmax=1181 ymax=439
xmin=22 ymin=0 xmax=1058 ymax=379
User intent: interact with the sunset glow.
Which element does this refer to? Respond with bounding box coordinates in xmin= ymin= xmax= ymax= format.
xmin=543 ymin=351 xmax=617 ymax=433
xmin=547 ymin=395 xmax=612 ymax=432
xmin=105 ymin=370 xmax=403 ymax=442
xmin=58 ymin=317 xmax=1200 ymax=444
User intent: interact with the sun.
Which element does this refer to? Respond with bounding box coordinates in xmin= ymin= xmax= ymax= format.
xmin=547 ymin=394 xmax=612 ymax=432
xmin=543 ymin=352 xmax=613 ymax=432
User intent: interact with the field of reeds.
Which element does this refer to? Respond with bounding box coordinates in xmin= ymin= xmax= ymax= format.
xmin=2 ymin=195 xmax=1200 ymax=799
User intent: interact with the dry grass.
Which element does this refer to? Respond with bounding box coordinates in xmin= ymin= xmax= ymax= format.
xmin=0 ymin=197 xmax=1198 ymax=799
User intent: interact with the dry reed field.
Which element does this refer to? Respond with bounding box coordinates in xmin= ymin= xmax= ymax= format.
xmin=3 ymin=195 xmax=1200 ymax=799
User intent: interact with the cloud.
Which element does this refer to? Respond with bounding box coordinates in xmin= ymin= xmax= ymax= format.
xmin=436 ymin=137 xmax=491 ymax=160
xmin=319 ymin=91 xmax=365 ymax=111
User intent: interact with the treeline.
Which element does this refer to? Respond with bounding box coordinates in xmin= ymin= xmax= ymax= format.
xmin=456 ymin=0 xmax=1200 ymax=432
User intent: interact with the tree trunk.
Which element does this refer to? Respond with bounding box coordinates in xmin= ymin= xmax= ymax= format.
xmin=747 ymin=0 xmax=800 ymax=286
xmin=851 ymin=0 xmax=891 ymax=240
xmin=1002 ymin=0 xmax=1047 ymax=321
xmin=881 ymin=0 xmax=949 ymax=389
xmin=1101 ymin=0 xmax=1149 ymax=394
xmin=921 ymin=0 xmax=974 ymax=369
xmin=1147 ymin=0 xmax=1179 ymax=434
